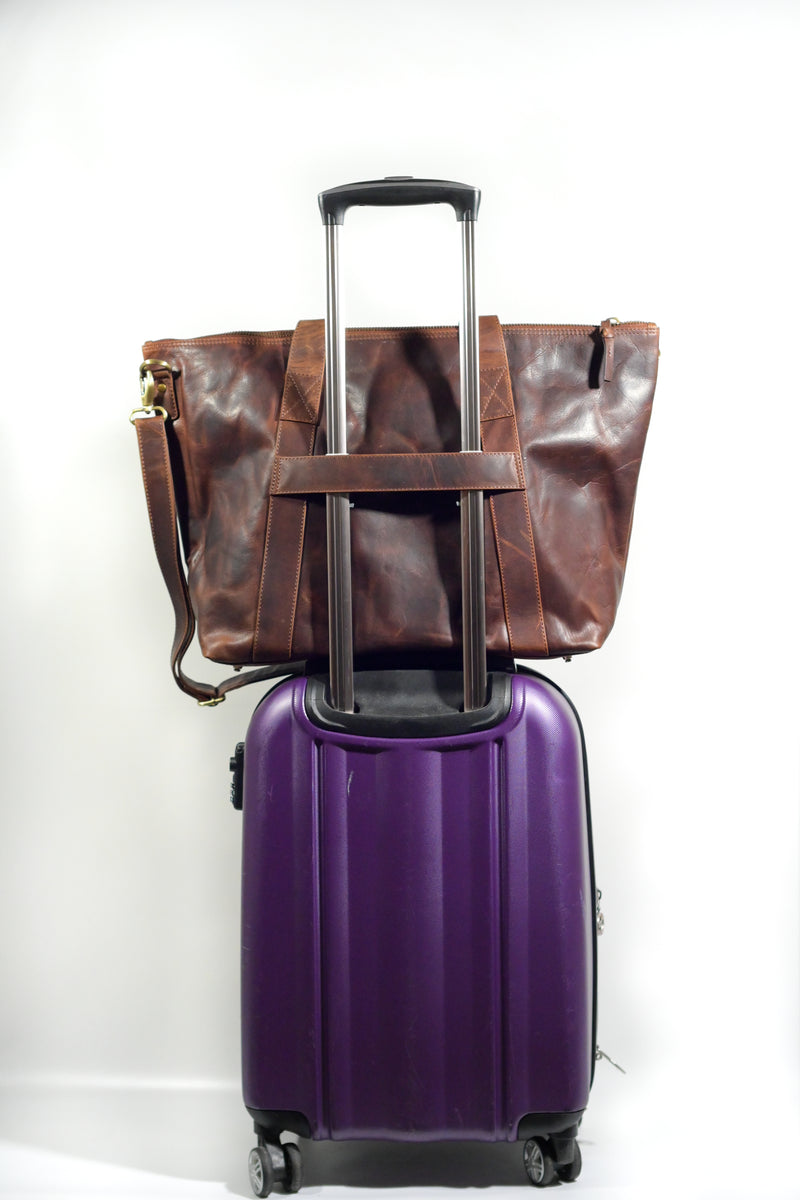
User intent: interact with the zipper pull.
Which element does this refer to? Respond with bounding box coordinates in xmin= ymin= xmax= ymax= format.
xmin=596 ymin=1047 xmax=626 ymax=1074
xmin=595 ymin=888 xmax=605 ymax=936
xmin=600 ymin=318 xmax=620 ymax=382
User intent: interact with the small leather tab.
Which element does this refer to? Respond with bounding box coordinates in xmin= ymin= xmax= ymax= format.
xmin=150 ymin=365 xmax=179 ymax=420
xmin=600 ymin=319 xmax=616 ymax=383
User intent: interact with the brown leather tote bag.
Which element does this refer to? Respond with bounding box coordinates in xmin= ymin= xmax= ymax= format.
xmin=133 ymin=315 xmax=658 ymax=704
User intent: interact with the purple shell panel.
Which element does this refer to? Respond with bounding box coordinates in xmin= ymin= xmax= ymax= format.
xmin=241 ymin=673 xmax=593 ymax=1142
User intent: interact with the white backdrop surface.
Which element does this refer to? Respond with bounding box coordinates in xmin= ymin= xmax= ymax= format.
xmin=1 ymin=1 xmax=798 ymax=1197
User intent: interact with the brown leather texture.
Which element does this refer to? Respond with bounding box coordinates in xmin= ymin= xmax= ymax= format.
xmin=271 ymin=450 xmax=524 ymax=495
xmin=140 ymin=318 xmax=658 ymax=666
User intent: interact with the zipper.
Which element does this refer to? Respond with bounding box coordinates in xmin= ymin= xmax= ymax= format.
xmin=352 ymin=321 xmax=656 ymax=333
xmin=145 ymin=320 xmax=657 ymax=356
xmin=142 ymin=330 xmax=295 ymax=350
xmin=507 ymin=318 xmax=657 ymax=385
xmin=503 ymin=320 xmax=655 ymax=331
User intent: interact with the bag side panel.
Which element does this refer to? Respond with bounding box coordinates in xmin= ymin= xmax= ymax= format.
xmin=505 ymin=325 xmax=658 ymax=654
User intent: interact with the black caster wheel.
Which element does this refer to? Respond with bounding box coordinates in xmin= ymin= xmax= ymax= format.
xmin=557 ymin=1141 xmax=582 ymax=1183
xmin=283 ymin=1143 xmax=303 ymax=1194
xmin=523 ymin=1137 xmax=556 ymax=1187
xmin=248 ymin=1146 xmax=274 ymax=1197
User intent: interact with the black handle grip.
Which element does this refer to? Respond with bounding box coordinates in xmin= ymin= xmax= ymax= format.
xmin=318 ymin=176 xmax=481 ymax=225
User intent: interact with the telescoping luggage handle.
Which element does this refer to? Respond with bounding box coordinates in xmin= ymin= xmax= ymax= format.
xmin=318 ymin=176 xmax=487 ymax=715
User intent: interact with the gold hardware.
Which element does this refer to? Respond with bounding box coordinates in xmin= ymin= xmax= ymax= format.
xmin=141 ymin=374 xmax=163 ymax=408
xmin=131 ymin=360 xmax=173 ymax=424
xmin=129 ymin=404 xmax=168 ymax=424
xmin=139 ymin=363 xmax=168 ymax=406
xmin=198 ymin=695 xmax=226 ymax=707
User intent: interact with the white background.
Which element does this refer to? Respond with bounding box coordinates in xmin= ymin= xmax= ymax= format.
xmin=1 ymin=1 xmax=798 ymax=1197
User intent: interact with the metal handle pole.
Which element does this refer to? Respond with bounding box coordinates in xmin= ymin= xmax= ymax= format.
xmin=460 ymin=217 xmax=487 ymax=712
xmin=324 ymin=222 xmax=355 ymax=713
xmin=323 ymin=198 xmax=486 ymax=714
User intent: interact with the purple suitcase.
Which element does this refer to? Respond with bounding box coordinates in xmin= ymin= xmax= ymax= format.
xmin=235 ymin=180 xmax=596 ymax=1194
xmin=238 ymin=665 xmax=596 ymax=1191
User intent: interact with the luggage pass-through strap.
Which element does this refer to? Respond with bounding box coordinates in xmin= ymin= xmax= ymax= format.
xmin=271 ymin=450 xmax=525 ymax=495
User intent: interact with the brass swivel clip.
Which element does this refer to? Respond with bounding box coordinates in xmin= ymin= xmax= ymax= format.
xmin=130 ymin=360 xmax=172 ymax=424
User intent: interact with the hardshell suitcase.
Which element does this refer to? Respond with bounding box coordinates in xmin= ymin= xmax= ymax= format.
xmin=235 ymin=180 xmax=597 ymax=1194
xmin=239 ymin=665 xmax=596 ymax=1190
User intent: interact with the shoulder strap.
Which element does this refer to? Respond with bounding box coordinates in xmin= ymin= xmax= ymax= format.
xmin=134 ymin=412 xmax=304 ymax=705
